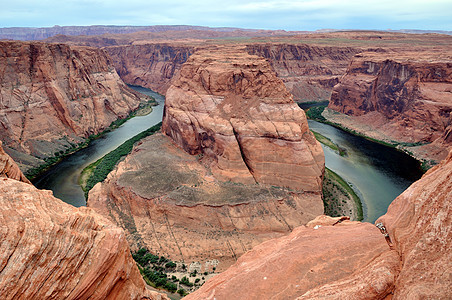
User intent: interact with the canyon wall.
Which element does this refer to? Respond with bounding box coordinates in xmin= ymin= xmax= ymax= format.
xmin=162 ymin=46 xmax=324 ymax=191
xmin=0 ymin=40 xmax=145 ymax=171
xmin=105 ymin=44 xmax=194 ymax=94
xmin=0 ymin=143 xmax=167 ymax=300
xmin=186 ymin=149 xmax=452 ymax=299
xmin=88 ymin=133 xmax=324 ymax=271
xmin=326 ymin=51 xmax=452 ymax=163
xmin=88 ymin=46 xmax=325 ymax=270
xmin=245 ymin=44 xmax=360 ymax=102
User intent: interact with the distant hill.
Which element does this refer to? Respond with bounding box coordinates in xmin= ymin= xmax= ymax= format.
xmin=0 ymin=25 xmax=291 ymax=41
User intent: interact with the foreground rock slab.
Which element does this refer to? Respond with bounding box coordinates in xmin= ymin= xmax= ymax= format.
xmin=0 ymin=157 xmax=167 ymax=300
xmin=187 ymin=149 xmax=452 ymax=299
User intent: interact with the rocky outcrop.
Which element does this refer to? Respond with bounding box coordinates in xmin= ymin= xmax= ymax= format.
xmin=186 ymin=149 xmax=452 ymax=299
xmin=0 ymin=177 xmax=167 ymax=300
xmin=0 ymin=141 xmax=30 ymax=183
xmin=327 ymin=51 xmax=452 ymax=162
xmin=246 ymin=44 xmax=359 ymax=102
xmin=88 ymin=133 xmax=324 ymax=271
xmin=162 ymin=46 xmax=324 ymax=192
xmin=105 ymin=44 xmax=194 ymax=94
xmin=0 ymin=40 xmax=144 ymax=171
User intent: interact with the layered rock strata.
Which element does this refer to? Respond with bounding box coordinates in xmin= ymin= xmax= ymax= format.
xmin=162 ymin=46 xmax=324 ymax=192
xmin=105 ymin=44 xmax=194 ymax=94
xmin=245 ymin=44 xmax=359 ymax=102
xmin=0 ymin=152 xmax=167 ymax=299
xmin=88 ymin=133 xmax=324 ymax=271
xmin=0 ymin=40 xmax=144 ymax=171
xmin=327 ymin=51 xmax=452 ymax=162
xmin=0 ymin=141 xmax=30 ymax=183
xmin=187 ymin=148 xmax=452 ymax=299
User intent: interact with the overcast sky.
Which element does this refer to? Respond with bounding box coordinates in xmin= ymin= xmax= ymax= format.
xmin=1 ymin=0 xmax=451 ymax=31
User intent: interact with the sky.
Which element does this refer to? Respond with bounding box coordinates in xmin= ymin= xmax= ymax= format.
xmin=0 ymin=0 xmax=451 ymax=31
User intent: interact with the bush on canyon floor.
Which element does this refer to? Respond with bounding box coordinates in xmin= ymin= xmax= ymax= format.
xmin=133 ymin=247 xmax=193 ymax=293
xmin=305 ymin=105 xmax=327 ymax=122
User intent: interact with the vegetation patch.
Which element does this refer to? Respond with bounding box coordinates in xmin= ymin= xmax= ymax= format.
xmin=132 ymin=248 xmax=215 ymax=297
xmin=27 ymin=97 xmax=156 ymax=181
xmin=80 ymin=122 xmax=161 ymax=196
xmin=311 ymin=130 xmax=346 ymax=156
xmin=322 ymin=168 xmax=363 ymax=221
xmin=305 ymin=105 xmax=327 ymax=122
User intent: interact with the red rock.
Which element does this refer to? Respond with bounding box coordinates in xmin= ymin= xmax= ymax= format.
xmin=0 ymin=40 xmax=144 ymax=171
xmin=187 ymin=150 xmax=452 ymax=299
xmin=327 ymin=51 xmax=452 ymax=162
xmin=105 ymin=44 xmax=194 ymax=94
xmin=0 ymin=141 xmax=30 ymax=183
xmin=245 ymin=44 xmax=359 ymax=102
xmin=0 ymin=176 xmax=168 ymax=300
xmin=376 ymin=149 xmax=452 ymax=299
xmin=162 ymin=46 xmax=324 ymax=192
xmin=88 ymin=133 xmax=324 ymax=271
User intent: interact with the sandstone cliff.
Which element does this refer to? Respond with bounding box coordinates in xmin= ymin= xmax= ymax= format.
xmin=0 ymin=179 xmax=167 ymax=299
xmin=0 ymin=40 xmax=144 ymax=171
xmin=186 ymin=149 xmax=452 ymax=299
xmin=88 ymin=133 xmax=324 ymax=271
xmin=105 ymin=44 xmax=194 ymax=94
xmin=88 ymin=47 xmax=324 ymax=270
xmin=162 ymin=46 xmax=324 ymax=192
xmin=326 ymin=51 xmax=452 ymax=163
xmin=245 ymin=44 xmax=359 ymax=102
xmin=0 ymin=141 xmax=30 ymax=183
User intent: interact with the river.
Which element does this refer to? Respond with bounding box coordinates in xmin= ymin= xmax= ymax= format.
xmin=33 ymin=86 xmax=165 ymax=207
xmin=308 ymin=119 xmax=423 ymax=222
xmin=34 ymin=89 xmax=423 ymax=223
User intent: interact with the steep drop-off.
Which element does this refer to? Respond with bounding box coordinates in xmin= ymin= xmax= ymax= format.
xmin=0 ymin=143 xmax=167 ymax=300
xmin=162 ymin=46 xmax=324 ymax=192
xmin=88 ymin=133 xmax=324 ymax=270
xmin=105 ymin=44 xmax=194 ymax=95
xmin=187 ymin=149 xmax=452 ymax=299
xmin=326 ymin=51 xmax=452 ymax=163
xmin=245 ymin=44 xmax=360 ymax=102
xmin=88 ymin=47 xmax=324 ymax=270
xmin=0 ymin=40 xmax=145 ymax=171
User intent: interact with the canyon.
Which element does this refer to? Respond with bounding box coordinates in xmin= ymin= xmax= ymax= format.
xmin=187 ymin=148 xmax=452 ymax=299
xmin=0 ymin=40 xmax=146 ymax=173
xmin=0 ymin=28 xmax=450 ymax=298
xmin=0 ymin=142 xmax=167 ymax=300
xmin=87 ymin=46 xmax=325 ymax=271
xmin=326 ymin=50 xmax=452 ymax=163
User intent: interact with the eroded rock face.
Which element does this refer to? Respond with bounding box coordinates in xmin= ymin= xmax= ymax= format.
xmin=185 ymin=216 xmax=398 ymax=300
xmin=376 ymin=149 xmax=452 ymax=299
xmin=105 ymin=44 xmax=194 ymax=95
xmin=0 ymin=141 xmax=30 ymax=183
xmin=88 ymin=133 xmax=324 ymax=271
xmin=162 ymin=46 xmax=324 ymax=192
xmin=186 ymin=149 xmax=452 ymax=299
xmin=246 ymin=44 xmax=359 ymax=102
xmin=0 ymin=177 xmax=168 ymax=300
xmin=0 ymin=40 xmax=144 ymax=171
xmin=327 ymin=51 xmax=452 ymax=162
